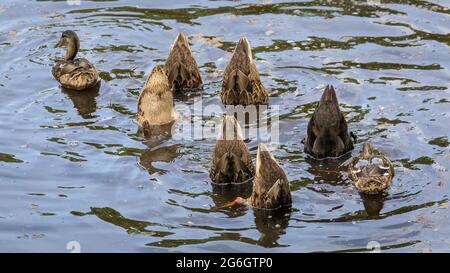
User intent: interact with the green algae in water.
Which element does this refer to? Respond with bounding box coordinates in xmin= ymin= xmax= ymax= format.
xmin=0 ymin=152 xmax=24 ymax=163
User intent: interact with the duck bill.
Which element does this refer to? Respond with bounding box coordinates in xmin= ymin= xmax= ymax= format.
xmin=54 ymin=39 xmax=64 ymax=48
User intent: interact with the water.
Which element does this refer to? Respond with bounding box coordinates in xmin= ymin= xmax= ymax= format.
xmin=0 ymin=0 xmax=449 ymax=252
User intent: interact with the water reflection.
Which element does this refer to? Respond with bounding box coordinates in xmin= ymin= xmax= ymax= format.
xmin=71 ymin=207 xmax=174 ymax=237
xmin=139 ymin=143 xmax=181 ymax=175
xmin=304 ymin=155 xmax=351 ymax=184
xmin=360 ymin=193 xmax=385 ymax=218
xmin=61 ymin=82 xmax=100 ymax=119
xmin=253 ymin=207 xmax=291 ymax=248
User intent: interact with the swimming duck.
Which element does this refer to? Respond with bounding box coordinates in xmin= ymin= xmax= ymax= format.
xmin=209 ymin=115 xmax=255 ymax=185
xmin=217 ymin=144 xmax=292 ymax=210
xmin=348 ymin=142 xmax=395 ymax=194
xmin=303 ymin=85 xmax=354 ymax=158
xmin=220 ymin=37 xmax=268 ymax=106
xmin=52 ymin=30 xmax=99 ymax=91
xmin=136 ymin=66 xmax=178 ymax=133
xmin=164 ymin=32 xmax=202 ymax=91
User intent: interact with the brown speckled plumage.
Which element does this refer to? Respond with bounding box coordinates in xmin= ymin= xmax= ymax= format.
xmin=164 ymin=32 xmax=202 ymax=91
xmin=52 ymin=30 xmax=99 ymax=91
xmin=136 ymin=66 xmax=178 ymax=131
xmin=304 ymin=85 xmax=354 ymax=158
xmin=209 ymin=116 xmax=254 ymax=184
xmin=220 ymin=37 xmax=268 ymax=106
xmin=348 ymin=142 xmax=395 ymax=194
xmin=247 ymin=144 xmax=292 ymax=209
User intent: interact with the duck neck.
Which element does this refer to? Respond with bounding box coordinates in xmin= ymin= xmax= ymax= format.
xmin=65 ymin=38 xmax=79 ymax=61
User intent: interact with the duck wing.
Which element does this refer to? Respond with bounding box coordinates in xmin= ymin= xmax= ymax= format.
xmin=265 ymin=179 xmax=292 ymax=209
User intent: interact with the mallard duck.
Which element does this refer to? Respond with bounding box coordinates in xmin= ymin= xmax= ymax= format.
xmin=52 ymin=30 xmax=99 ymax=91
xmin=136 ymin=66 xmax=178 ymax=132
xmin=209 ymin=115 xmax=254 ymax=184
xmin=247 ymin=144 xmax=292 ymax=209
xmin=164 ymin=32 xmax=202 ymax=91
xmin=217 ymin=144 xmax=292 ymax=210
xmin=348 ymin=142 xmax=395 ymax=194
xmin=220 ymin=37 xmax=268 ymax=106
xmin=303 ymin=85 xmax=354 ymax=158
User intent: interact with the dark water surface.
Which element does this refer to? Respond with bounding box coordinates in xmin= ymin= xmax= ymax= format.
xmin=0 ymin=0 xmax=449 ymax=252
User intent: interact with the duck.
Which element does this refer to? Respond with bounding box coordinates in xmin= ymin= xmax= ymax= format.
xmin=348 ymin=141 xmax=395 ymax=194
xmin=164 ymin=32 xmax=202 ymax=91
xmin=136 ymin=65 xmax=178 ymax=134
xmin=52 ymin=30 xmax=99 ymax=91
xmin=209 ymin=115 xmax=255 ymax=185
xmin=216 ymin=144 xmax=292 ymax=210
xmin=220 ymin=37 xmax=268 ymax=106
xmin=303 ymin=85 xmax=355 ymax=158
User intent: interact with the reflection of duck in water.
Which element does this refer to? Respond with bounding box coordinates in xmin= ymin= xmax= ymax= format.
xmin=136 ymin=66 xmax=178 ymax=137
xmin=304 ymin=155 xmax=349 ymax=184
xmin=348 ymin=142 xmax=395 ymax=194
xmin=220 ymin=37 xmax=268 ymax=106
xmin=78 ymin=207 xmax=173 ymax=237
xmin=165 ymin=32 xmax=202 ymax=91
xmin=253 ymin=206 xmax=291 ymax=247
xmin=52 ymin=30 xmax=99 ymax=91
xmin=139 ymin=143 xmax=181 ymax=175
xmin=61 ymin=83 xmax=100 ymax=119
xmin=303 ymin=85 xmax=355 ymax=158
xmin=360 ymin=193 xmax=385 ymax=218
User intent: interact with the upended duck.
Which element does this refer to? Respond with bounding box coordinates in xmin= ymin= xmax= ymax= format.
xmin=303 ymin=85 xmax=354 ymax=158
xmin=209 ymin=115 xmax=254 ymax=185
xmin=164 ymin=32 xmax=202 ymax=91
xmin=348 ymin=142 xmax=395 ymax=194
xmin=220 ymin=37 xmax=268 ymax=106
xmin=217 ymin=144 xmax=292 ymax=210
xmin=136 ymin=66 xmax=178 ymax=133
xmin=52 ymin=30 xmax=99 ymax=91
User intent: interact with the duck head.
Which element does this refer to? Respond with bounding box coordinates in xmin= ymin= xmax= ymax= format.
xmin=349 ymin=142 xmax=395 ymax=194
xmin=249 ymin=144 xmax=292 ymax=209
xmin=165 ymin=32 xmax=202 ymax=90
xmin=305 ymin=85 xmax=353 ymax=158
xmin=55 ymin=30 xmax=80 ymax=61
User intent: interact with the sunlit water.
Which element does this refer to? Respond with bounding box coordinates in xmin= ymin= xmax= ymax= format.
xmin=0 ymin=0 xmax=449 ymax=252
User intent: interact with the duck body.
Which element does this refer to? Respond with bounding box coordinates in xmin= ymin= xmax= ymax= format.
xmin=52 ymin=30 xmax=99 ymax=91
xmin=209 ymin=116 xmax=254 ymax=185
xmin=304 ymin=85 xmax=354 ymax=158
xmin=348 ymin=142 xmax=394 ymax=194
xmin=165 ymin=32 xmax=202 ymax=91
xmin=246 ymin=144 xmax=292 ymax=209
xmin=136 ymin=66 xmax=178 ymax=132
xmin=220 ymin=37 xmax=268 ymax=106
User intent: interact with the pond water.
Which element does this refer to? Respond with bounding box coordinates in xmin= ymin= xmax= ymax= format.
xmin=0 ymin=0 xmax=449 ymax=252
